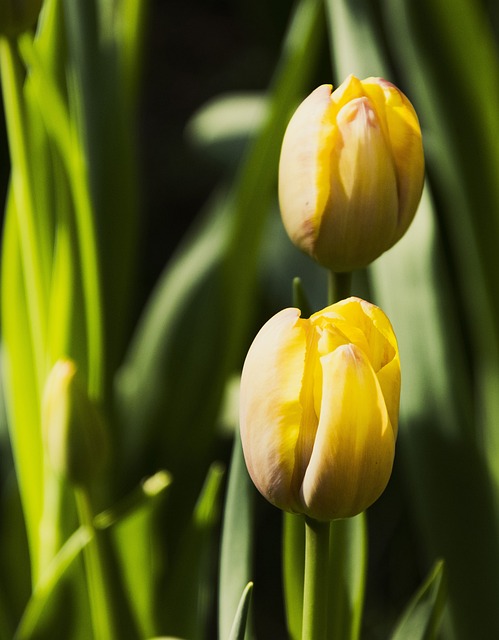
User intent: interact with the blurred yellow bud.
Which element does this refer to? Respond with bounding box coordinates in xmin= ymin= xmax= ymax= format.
xmin=278 ymin=75 xmax=424 ymax=272
xmin=239 ymin=297 xmax=400 ymax=521
xmin=43 ymin=359 xmax=108 ymax=487
xmin=0 ymin=0 xmax=43 ymax=37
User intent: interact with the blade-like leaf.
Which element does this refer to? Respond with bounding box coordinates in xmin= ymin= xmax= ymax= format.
xmin=162 ymin=464 xmax=225 ymax=639
xmin=390 ymin=560 xmax=446 ymax=640
xmin=219 ymin=434 xmax=254 ymax=640
xmin=228 ymin=582 xmax=254 ymax=640
xmin=186 ymin=92 xmax=267 ymax=167
xmin=101 ymin=472 xmax=172 ymax=639
xmin=1 ymin=194 xmax=44 ymax=577
xmin=14 ymin=526 xmax=92 ymax=640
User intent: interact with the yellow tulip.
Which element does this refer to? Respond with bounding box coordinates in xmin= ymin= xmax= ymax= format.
xmin=278 ymin=75 xmax=424 ymax=272
xmin=239 ymin=297 xmax=400 ymax=521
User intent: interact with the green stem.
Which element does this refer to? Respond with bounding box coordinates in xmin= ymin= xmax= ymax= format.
xmin=328 ymin=271 xmax=352 ymax=305
xmin=38 ymin=462 xmax=64 ymax=579
xmin=302 ymin=517 xmax=331 ymax=640
xmin=0 ymin=36 xmax=48 ymax=387
xmin=328 ymin=516 xmax=367 ymax=640
xmin=74 ymin=488 xmax=114 ymax=640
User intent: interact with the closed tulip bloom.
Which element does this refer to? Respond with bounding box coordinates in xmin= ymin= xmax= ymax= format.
xmin=43 ymin=359 xmax=108 ymax=487
xmin=278 ymin=75 xmax=424 ymax=272
xmin=239 ymin=297 xmax=400 ymax=521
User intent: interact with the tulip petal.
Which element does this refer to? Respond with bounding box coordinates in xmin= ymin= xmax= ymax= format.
xmin=329 ymin=74 xmax=364 ymax=112
xmin=328 ymin=298 xmax=401 ymax=434
xmin=331 ymin=298 xmax=398 ymax=371
xmin=239 ymin=308 xmax=307 ymax=512
xmin=316 ymin=97 xmax=399 ymax=270
xmin=278 ymin=85 xmax=335 ymax=256
xmin=376 ymin=356 xmax=401 ymax=439
xmin=300 ymin=344 xmax=395 ymax=520
xmin=362 ymin=78 xmax=425 ymax=236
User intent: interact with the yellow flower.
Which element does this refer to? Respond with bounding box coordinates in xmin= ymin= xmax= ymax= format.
xmin=0 ymin=0 xmax=43 ymax=37
xmin=239 ymin=297 xmax=400 ymax=520
xmin=278 ymin=75 xmax=424 ymax=272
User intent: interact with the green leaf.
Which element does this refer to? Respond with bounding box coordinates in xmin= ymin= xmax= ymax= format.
xmin=1 ymin=193 xmax=44 ymax=578
xmin=0 ymin=471 xmax=31 ymax=639
xmin=383 ymin=0 xmax=499 ymax=464
xmin=186 ymin=93 xmax=267 ymax=166
xmin=228 ymin=582 xmax=254 ymax=640
xmin=325 ymin=0 xmax=385 ymax=77
xmin=162 ymin=464 xmax=225 ymax=639
xmin=390 ymin=560 xmax=446 ymax=640
xmin=14 ymin=526 xmax=92 ymax=640
xmin=372 ymin=181 xmax=499 ymax=640
xmin=94 ymin=471 xmax=172 ymax=531
xmin=117 ymin=0 xmax=150 ymax=106
xmin=35 ymin=0 xmax=67 ymax=87
xmin=105 ymin=472 xmax=172 ymax=639
xmin=219 ymin=434 xmax=254 ymax=640
xmin=62 ymin=0 xmax=140 ymax=385
xmin=115 ymin=197 xmax=231 ymax=477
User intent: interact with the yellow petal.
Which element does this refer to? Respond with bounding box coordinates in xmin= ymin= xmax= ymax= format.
xmin=325 ymin=298 xmax=401 ymax=434
xmin=376 ymin=355 xmax=401 ymax=439
xmin=312 ymin=298 xmax=395 ymax=368
xmin=300 ymin=344 xmax=396 ymax=520
xmin=293 ymin=324 xmax=321 ymax=494
xmin=239 ymin=308 xmax=307 ymax=512
xmin=330 ymin=74 xmax=365 ymax=111
xmin=362 ymin=78 xmax=425 ymax=237
xmin=316 ymin=97 xmax=399 ymax=271
xmin=278 ymin=85 xmax=335 ymax=255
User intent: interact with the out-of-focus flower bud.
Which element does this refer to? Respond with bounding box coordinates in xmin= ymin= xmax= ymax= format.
xmin=43 ymin=359 xmax=108 ymax=487
xmin=278 ymin=75 xmax=424 ymax=272
xmin=0 ymin=0 xmax=43 ymax=37
xmin=239 ymin=297 xmax=400 ymax=521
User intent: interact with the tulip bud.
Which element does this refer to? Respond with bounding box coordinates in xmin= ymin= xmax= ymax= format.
xmin=43 ymin=359 xmax=108 ymax=487
xmin=239 ymin=297 xmax=400 ymax=521
xmin=278 ymin=75 xmax=424 ymax=272
xmin=0 ymin=0 xmax=43 ymax=37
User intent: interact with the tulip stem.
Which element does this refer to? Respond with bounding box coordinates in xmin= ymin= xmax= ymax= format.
xmin=302 ymin=516 xmax=331 ymax=640
xmin=74 ymin=487 xmax=115 ymax=640
xmin=328 ymin=271 xmax=352 ymax=304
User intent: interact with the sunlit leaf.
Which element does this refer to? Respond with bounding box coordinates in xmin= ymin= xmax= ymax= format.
xmin=14 ymin=527 xmax=92 ymax=640
xmin=390 ymin=560 xmax=446 ymax=640
xmin=219 ymin=434 xmax=254 ymax=640
xmin=228 ymin=582 xmax=253 ymax=640
xmin=162 ymin=464 xmax=225 ymax=639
